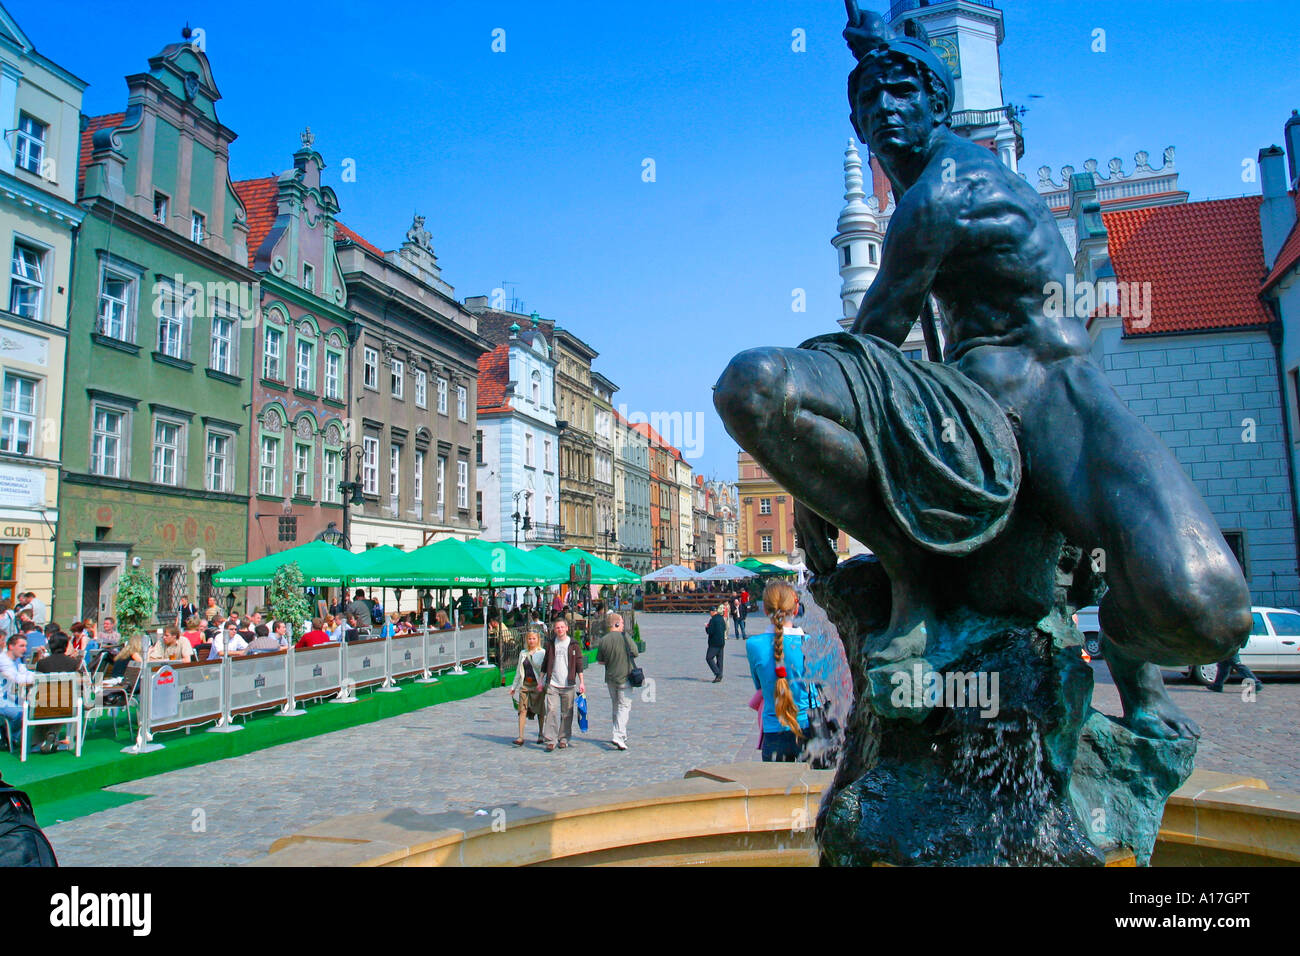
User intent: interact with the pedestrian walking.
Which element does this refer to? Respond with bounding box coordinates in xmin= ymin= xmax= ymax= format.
xmin=596 ymin=613 xmax=637 ymax=750
xmin=540 ymin=618 xmax=585 ymax=751
xmin=747 ymin=581 xmax=815 ymax=762
xmin=732 ymin=595 xmax=748 ymax=640
xmin=1209 ymin=649 xmax=1264 ymax=693
xmin=510 ymin=628 xmax=547 ymax=746
xmin=705 ymin=603 xmax=728 ymax=682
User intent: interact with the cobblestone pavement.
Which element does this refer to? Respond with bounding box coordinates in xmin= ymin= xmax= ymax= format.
xmin=46 ymin=613 xmax=763 ymax=866
xmin=45 ymin=612 xmax=1299 ymax=865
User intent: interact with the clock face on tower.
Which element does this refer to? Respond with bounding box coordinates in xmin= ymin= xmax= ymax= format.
xmin=930 ymin=36 xmax=961 ymax=79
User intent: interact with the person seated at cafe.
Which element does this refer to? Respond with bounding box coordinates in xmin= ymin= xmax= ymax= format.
xmin=435 ymin=609 xmax=454 ymax=631
xmin=19 ymin=618 xmax=45 ymax=663
xmin=33 ymin=632 xmax=79 ymax=677
xmin=296 ymin=618 xmax=333 ymax=650
xmin=381 ymin=612 xmax=399 ymax=639
xmin=67 ymin=621 xmax=96 ymax=661
xmin=207 ymin=621 xmax=247 ymax=660
xmin=182 ymin=617 xmax=205 ymax=652
xmin=244 ymin=624 xmax=280 ymax=655
xmin=98 ymin=616 xmax=120 ymax=650
xmin=149 ymin=624 xmax=195 ymax=663
xmin=343 ymin=612 xmax=362 ymax=643
xmin=270 ymin=620 xmax=291 ymax=647
xmin=114 ymin=634 xmax=144 ymax=664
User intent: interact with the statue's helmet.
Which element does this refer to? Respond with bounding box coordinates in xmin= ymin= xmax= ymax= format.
xmin=844 ymin=3 xmax=956 ymax=143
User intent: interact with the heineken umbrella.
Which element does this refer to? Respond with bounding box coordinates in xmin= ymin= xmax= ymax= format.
xmin=462 ymin=539 xmax=567 ymax=586
xmin=641 ymin=564 xmax=700 ymax=583
xmin=359 ymin=537 xmax=496 ymax=587
xmin=213 ymin=541 xmax=364 ymax=587
xmin=697 ymin=562 xmax=759 ymax=581
xmin=737 ymin=557 xmax=790 ymax=577
xmin=560 ymin=548 xmax=640 ymax=585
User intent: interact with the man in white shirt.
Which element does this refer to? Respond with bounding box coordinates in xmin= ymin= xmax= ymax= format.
xmin=1 ymin=634 xmax=35 ymax=742
xmin=540 ymin=619 xmax=585 ymax=752
xmin=207 ymin=623 xmax=248 ymax=660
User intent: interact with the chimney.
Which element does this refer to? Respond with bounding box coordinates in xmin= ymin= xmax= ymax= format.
xmin=1259 ymin=145 xmax=1296 ymax=269
xmin=1286 ymin=109 xmax=1300 ymax=190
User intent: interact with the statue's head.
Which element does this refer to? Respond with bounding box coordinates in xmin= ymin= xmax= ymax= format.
xmin=844 ymin=4 xmax=954 ymax=159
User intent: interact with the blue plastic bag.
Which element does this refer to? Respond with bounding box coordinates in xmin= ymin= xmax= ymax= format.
xmin=576 ymin=692 xmax=589 ymax=733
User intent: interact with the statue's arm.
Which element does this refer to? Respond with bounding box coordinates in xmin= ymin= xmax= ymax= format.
xmin=850 ymin=185 xmax=950 ymax=344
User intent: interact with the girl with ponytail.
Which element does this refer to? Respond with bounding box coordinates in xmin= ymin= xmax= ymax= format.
xmin=747 ymin=580 xmax=814 ymax=761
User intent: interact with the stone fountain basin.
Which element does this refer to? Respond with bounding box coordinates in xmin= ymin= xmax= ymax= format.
xmin=246 ymin=764 xmax=1299 ymax=867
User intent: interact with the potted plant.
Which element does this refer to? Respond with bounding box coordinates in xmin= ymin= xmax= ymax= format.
xmin=114 ymin=567 xmax=156 ymax=639
xmin=267 ymin=561 xmax=313 ymax=637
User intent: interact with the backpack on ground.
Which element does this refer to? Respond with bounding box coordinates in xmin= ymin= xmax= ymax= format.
xmin=0 ymin=775 xmax=57 ymax=866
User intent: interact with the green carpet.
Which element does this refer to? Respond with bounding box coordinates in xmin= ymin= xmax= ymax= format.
xmin=4 ymin=665 xmax=503 ymax=827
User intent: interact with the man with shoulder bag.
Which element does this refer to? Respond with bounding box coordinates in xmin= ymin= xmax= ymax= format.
xmin=541 ymin=618 xmax=585 ymax=752
xmin=596 ymin=613 xmax=640 ymax=751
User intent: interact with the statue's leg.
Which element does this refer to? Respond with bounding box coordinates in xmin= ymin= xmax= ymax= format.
xmin=715 ymin=346 xmax=934 ymax=658
xmin=1001 ymin=356 xmax=1251 ymax=738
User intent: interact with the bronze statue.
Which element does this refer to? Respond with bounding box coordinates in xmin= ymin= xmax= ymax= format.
xmin=713 ymin=2 xmax=1251 ymax=864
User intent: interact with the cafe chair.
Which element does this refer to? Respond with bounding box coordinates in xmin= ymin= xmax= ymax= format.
xmin=21 ymin=673 xmax=85 ymax=762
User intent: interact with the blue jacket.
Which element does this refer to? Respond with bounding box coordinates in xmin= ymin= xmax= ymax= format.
xmin=747 ymin=627 xmax=816 ymax=734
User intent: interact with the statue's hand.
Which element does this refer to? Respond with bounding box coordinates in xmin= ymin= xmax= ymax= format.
xmin=795 ymin=501 xmax=840 ymax=577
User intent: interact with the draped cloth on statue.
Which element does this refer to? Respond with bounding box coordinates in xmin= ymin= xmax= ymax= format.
xmin=798 ymin=332 xmax=1021 ymax=556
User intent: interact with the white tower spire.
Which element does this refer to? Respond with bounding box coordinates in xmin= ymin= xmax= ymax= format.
xmin=832 ymin=140 xmax=884 ymax=326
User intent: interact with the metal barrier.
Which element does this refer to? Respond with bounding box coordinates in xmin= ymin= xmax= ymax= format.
xmin=110 ymin=628 xmax=492 ymax=753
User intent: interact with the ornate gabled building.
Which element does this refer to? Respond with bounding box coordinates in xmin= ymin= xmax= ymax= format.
xmin=58 ymin=32 xmax=257 ymax=625
xmin=336 ymin=215 xmax=491 ymax=549
xmin=475 ymin=316 xmax=559 ymax=547
xmin=0 ymin=5 xmax=85 ymax=609
xmin=612 ymin=409 xmax=652 ymax=574
xmin=233 ymin=130 xmax=354 ymax=598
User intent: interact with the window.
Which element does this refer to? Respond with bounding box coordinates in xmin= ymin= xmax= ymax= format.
xmin=525 ymin=433 xmax=534 ymax=467
xmin=457 ymin=385 xmax=467 ymax=421
xmin=843 ymin=245 xmax=852 ymax=266
xmin=389 ymin=444 xmax=401 ymax=498
xmin=205 ymin=431 xmax=231 ymax=492
xmin=436 ymin=455 xmax=446 ymax=517
xmin=91 ymin=405 xmax=125 ymax=477
xmin=153 ymin=193 xmax=169 ymax=225
xmin=0 ymin=374 xmax=37 ymax=455
xmin=210 ymin=315 xmax=234 ymax=374
xmin=544 ymin=439 xmax=552 ymax=472
xmin=152 ymin=419 xmax=183 ymax=486
xmin=278 ymin=516 xmax=297 ymax=543
xmin=414 ymin=450 xmax=424 ymax=503
xmin=263 ymin=327 xmax=284 ymax=381
xmin=531 ymin=371 xmax=541 ymax=406
xmin=14 ymin=114 xmax=46 ymax=175
xmin=295 ymin=338 xmax=315 ymax=391
xmin=1222 ymin=531 xmax=1246 ymax=576
xmin=259 ymin=436 xmax=279 ymax=495
xmin=869 ymin=243 xmax=878 ymax=265
xmin=294 ymin=442 xmax=312 ymax=497
xmin=324 ymin=350 xmax=342 ymax=400
xmin=415 ymin=369 xmax=427 ymax=408
xmin=475 ymin=429 xmax=484 ymax=465
xmin=156 ymin=283 xmax=191 ymax=359
xmin=98 ymin=269 xmax=132 ymax=339
xmin=761 ymin=534 xmax=773 ymax=554
xmin=191 ymin=211 xmax=205 ymax=244
xmin=302 ymin=263 xmax=315 ymax=292
xmin=362 ymin=436 xmax=379 ymax=494
xmin=363 ymin=348 xmax=379 ymax=390
xmin=437 ymin=377 xmax=448 ymax=414
xmin=759 ymin=497 xmax=771 ymax=515
xmin=391 ymin=359 xmax=404 ymax=399
xmin=476 ymin=490 xmax=483 ymax=525
xmin=323 ymin=448 xmax=340 ymax=502
xmin=9 ymin=243 xmax=44 ymax=320
xmin=156 ymin=566 xmax=185 ymax=623
xmin=457 ymin=460 xmax=468 ymax=509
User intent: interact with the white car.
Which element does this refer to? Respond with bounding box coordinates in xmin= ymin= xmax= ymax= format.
xmin=1073 ymin=604 xmax=1300 ymax=681
xmin=1186 ymin=607 xmax=1300 ymax=685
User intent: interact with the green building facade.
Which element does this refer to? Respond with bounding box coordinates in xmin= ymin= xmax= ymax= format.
xmin=53 ymin=36 xmax=256 ymax=627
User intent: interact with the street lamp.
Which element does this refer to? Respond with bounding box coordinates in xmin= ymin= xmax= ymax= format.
xmin=334 ymin=444 xmax=367 ymax=550
xmin=512 ymin=489 xmax=533 ymax=548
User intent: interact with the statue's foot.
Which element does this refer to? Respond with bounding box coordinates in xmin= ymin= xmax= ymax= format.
xmin=868 ymin=621 xmax=928 ymax=666
xmin=1122 ymin=696 xmax=1201 ymax=741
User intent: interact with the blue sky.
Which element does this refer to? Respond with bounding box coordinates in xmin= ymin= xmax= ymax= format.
xmin=18 ymin=0 xmax=1300 ymax=481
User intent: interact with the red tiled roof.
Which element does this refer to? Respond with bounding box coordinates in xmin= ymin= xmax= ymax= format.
xmin=630 ymin=421 xmax=683 ymax=460
xmin=335 ymin=221 xmax=387 ymax=259
xmin=1263 ymin=192 xmax=1300 ymax=292
xmin=77 ymin=112 xmax=126 ymax=198
xmin=1101 ymin=197 xmax=1272 ymax=335
xmin=476 ymin=344 xmax=512 ymax=414
xmin=231 ymin=177 xmax=278 ymax=268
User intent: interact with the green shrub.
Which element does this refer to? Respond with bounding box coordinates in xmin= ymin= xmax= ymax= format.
xmin=114 ymin=568 xmax=156 ymax=637
xmin=267 ymin=561 xmax=313 ymax=631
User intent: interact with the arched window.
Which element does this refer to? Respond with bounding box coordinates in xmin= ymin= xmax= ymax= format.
xmin=531 ymin=371 xmax=541 ymax=405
